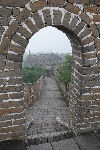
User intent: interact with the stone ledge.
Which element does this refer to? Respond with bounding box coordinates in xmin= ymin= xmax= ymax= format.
xmin=26 ymin=131 xmax=74 ymax=146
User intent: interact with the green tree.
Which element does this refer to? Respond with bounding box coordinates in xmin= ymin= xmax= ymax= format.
xmin=22 ymin=66 xmax=46 ymax=83
xmin=57 ymin=54 xmax=72 ymax=86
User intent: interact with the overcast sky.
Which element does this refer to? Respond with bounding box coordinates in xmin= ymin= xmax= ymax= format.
xmin=25 ymin=26 xmax=72 ymax=54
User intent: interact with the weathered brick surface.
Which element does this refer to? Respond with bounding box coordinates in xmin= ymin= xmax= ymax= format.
xmin=49 ymin=0 xmax=65 ymax=7
xmin=93 ymin=15 xmax=100 ymax=22
xmin=0 ymin=8 xmax=12 ymax=17
xmin=0 ymin=101 xmax=24 ymax=109
xmin=68 ymin=0 xmax=89 ymax=4
xmin=32 ymin=13 xmax=44 ymax=29
xmin=83 ymin=45 xmax=95 ymax=53
xmin=90 ymin=0 xmax=100 ymax=5
xmin=83 ymin=52 xmax=96 ymax=59
xmin=0 ymin=55 xmax=6 ymax=70
xmin=0 ymin=27 xmax=5 ymax=35
xmin=90 ymin=24 xmax=99 ymax=38
xmin=10 ymin=44 xmax=25 ymax=55
xmin=12 ymin=34 xmax=28 ymax=48
xmin=16 ymin=8 xmax=31 ymax=24
xmin=0 ymin=0 xmax=30 ymax=7
xmin=24 ymin=19 xmax=38 ymax=34
xmin=8 ymin=78 xmax=22 ymax=85
xmin=65 ymin=3 xmax=80 ymax=15
xmin=53 ymin=10 xmax=62 ymax=25
xmin=5 ymin=21 xmax=19 ymax=38
xmin=13 ymin=8 xmax=20 ymax=17
xmin=30 ymin=0 xmax=47 ymax=13
xmin=7 ymin=54 xmax=23 ymax=62
xmin=95 ymin=38 xmax=100 ymax=47
xmin=0 ymin=85 xmax=23 ymax=93
xmin=0 ymin=94 xmax=8 ymax=101
xmin=74 ymin=21 xmax=85 ymax=35
xmin=6 ymin=61 xmax=22 ymax=70
xmin=0 ymin=37 xmax=10 ymax=54
xmin=79 ymin=28 xmax=91 ymax=40
xmin=42 ymin=9 xmax=52 ymax=26
xmin=69 ymin=16 xmax=78 ymax=30
xmin=0 ymin=70 xmax=21 ymax=78
xmin=81 ymin=36 xmax=94 ymax=45
xmin=18 ymin=26 xmax=32 ymax=39
xmin=9 ymin=92 xmax=24 ymax=99
xmin=0 ymin=18 xmax=10 ymax=26
xmin=62 ymin=12 xmax=71 ymax=28
xmin=84 ymin=5 xmax=100 ymax=13
xmin=80 ymin=12 xmax=92 ymax=25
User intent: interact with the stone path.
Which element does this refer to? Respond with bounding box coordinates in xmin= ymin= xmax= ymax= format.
xmin=25 ymin=77 xmax=70 ymax=138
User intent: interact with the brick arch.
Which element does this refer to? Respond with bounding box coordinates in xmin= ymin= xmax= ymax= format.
xmin=0 ymin=0 xmax=100 ymax=142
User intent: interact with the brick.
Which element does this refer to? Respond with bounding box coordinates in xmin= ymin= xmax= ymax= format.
xmin=83 ymin=59 xmax=96 ymax=67
xmin=6 ymin=60 xmax=22 ymax=70
xmin=74 ymin=21 xmax=85 ymax=35
xmin=79 ymin=28 xmax=91 ymax=40
xmin=16 ymin=8 xmax=31 ymax=24
xmin=82 ymin=94 xmax=97 ymax=100
xmin=30 ymin=0 xmax=47 ymax=13
xmin=49 ymin=0 xmax=65 ymax=7
xmin=0 ymin=8 xmax=12 ymax=17
xmin=8 ymin=78 xmax=22 ymax=85
xmin=97 ymin=24 xmax=100 ymax=33
xmin=0 ymin=101 xmax=24 ymax=108
xmin=42 ymin=9 xmax=52 ymax=26
xmin=0 ymin=70 xmax=21 ymax=78
xmin=83 ymin=45 xmax=95 ymax=53
xmin=84 ymin=6 xmax=100 ymax=13
xmin=0 ymin=0 xmax=30 ymax=7
xmin=18 ymin=26 xmax=32 ymax=39
xmin=0 ymin=79 xmax=7 ymax=85
xmin=65 ymin=3 xmax=80 ymax=15
xmin=93 ymin=15 xmax=100 ymax=22
xmin=7 ymin=54 xmax=23 ymax=62
xmin=80 ymin=12 xmax=92 ymax=25
xmin=9 ymin=92 xmax=24 ymax=99
xmin=0 ymin=112 xmax=24 ymax=121
xmin=10 ymin=44 xmax=25 ymax=55
xmin=83 ymin=52 xmax=96 ymax=59
xmin=13 ymin=118 xmax=25 ymax=125
xmin=0 ymin=37 xmax=10 ymax=55
xmin=0 ymin=55 xmax=6 ymax=70
xmin=68 ymin=0 xmax=89 ymax=4
xmin=95 ymin=38 xmax=100 ymax=47
xmin=81 ymin=36 xmax=94 ymax=45
xmin=69 ymin=16 xmax=78 ymax=30
xmin=0 ymin=18 xmax=10 ymax=26
xmin=0 ymin=27 xmax=5 ymax=35
xmin=24 ymin=19 xmax=38 ymax=34
xmin=53 ymin=10 xmax=62 ymax=26
xmin=97 ymin=53 xmax=100 ymax=62
xmin=12 ymin=34 xmax=28 ymax=48
xmin=62 ymin=12 xmax=71 ymax=28
xmin=32 ymin=12 xmax=44 ymax=29
xmin=0 ymin=124 xmax=25 ymax=133
xmin=0 ymin=94 xmax=8 ymax=101
xmin=5 ymin=21 xmax=19 ymax=38
xmin=13 ymin=8 xmax=20 ymax=17
xmin=82 ymin=66 xmax=100 ymax=75
xmin=90 ymin=0 xmax=100 ymax=5
xmin=90 ymin=24 xmax=99 ymax=38
xmin=0 ymin=120 xmax=12 ymax=128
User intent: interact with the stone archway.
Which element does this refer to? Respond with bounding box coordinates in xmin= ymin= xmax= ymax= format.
xmin=0 ymin=0 xmax=100 ymax=141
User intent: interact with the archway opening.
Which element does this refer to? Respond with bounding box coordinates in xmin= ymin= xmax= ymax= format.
xmin=23 ymin=26 xmax=82 ymax=138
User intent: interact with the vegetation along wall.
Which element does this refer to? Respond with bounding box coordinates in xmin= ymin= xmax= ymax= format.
xmin=0 ymin=0 xmax=100 ymax=141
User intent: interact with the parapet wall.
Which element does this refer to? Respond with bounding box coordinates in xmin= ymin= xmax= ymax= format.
xmin=24 ymin=76 xmax=43 ymax=107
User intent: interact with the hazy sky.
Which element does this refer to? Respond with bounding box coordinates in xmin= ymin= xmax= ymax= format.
xmin=25 ymin=26 xmax=72 ymax=54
